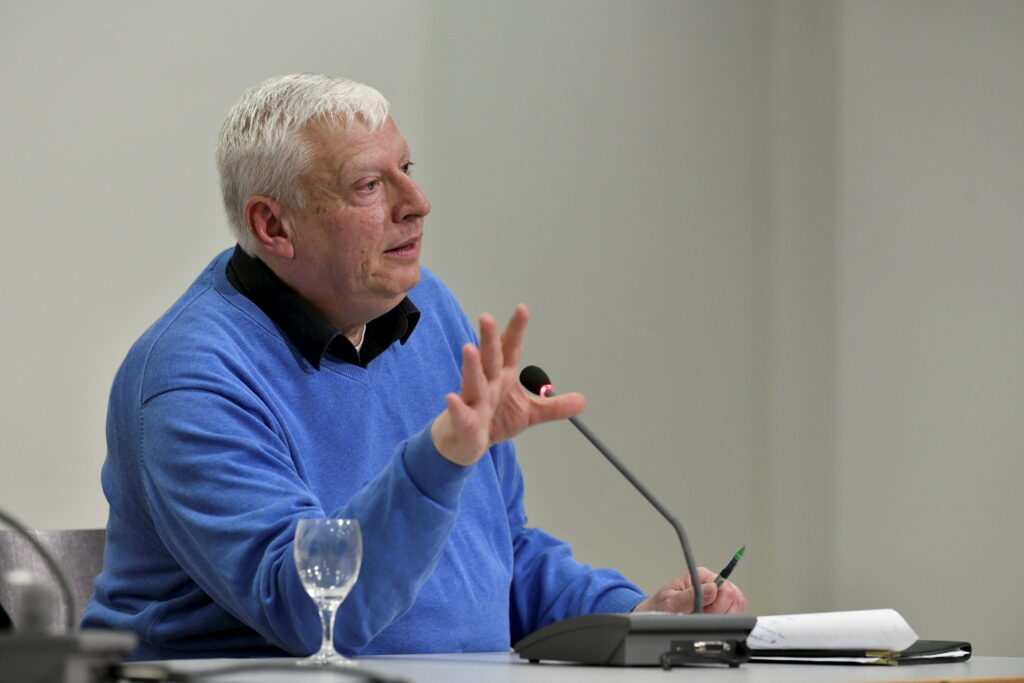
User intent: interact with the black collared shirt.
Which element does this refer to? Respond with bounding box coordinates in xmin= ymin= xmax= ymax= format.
xmin=225 ymin=246 xmax=420 ymax=369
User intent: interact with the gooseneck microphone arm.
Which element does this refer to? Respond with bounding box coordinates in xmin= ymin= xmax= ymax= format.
xmin=519 ymin=366 xmax=704 ymax=614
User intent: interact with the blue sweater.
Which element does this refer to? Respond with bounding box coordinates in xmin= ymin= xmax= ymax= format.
xmin=83 ymin=249 xmax=644 ymax=659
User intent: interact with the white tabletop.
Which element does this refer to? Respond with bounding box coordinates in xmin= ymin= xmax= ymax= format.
xmin=138 ymin=651 xmax=1024 ymax=683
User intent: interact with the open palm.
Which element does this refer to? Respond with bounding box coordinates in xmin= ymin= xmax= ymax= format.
xmin=431 ymin=304 xmax=585 ymax=466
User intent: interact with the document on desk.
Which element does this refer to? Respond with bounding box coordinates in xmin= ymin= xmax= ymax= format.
xmin=749 ymin=609 xmax=918 ymax=651
xmin=747 ymin=609 xmax=971 ymax=665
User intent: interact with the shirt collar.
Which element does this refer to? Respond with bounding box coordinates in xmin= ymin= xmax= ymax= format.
xmin=225 ymin=245 xmax=419 ymax=369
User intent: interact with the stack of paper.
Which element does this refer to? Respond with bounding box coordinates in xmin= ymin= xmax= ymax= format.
xmin=747 ymin=609 xmax=970 ymax=665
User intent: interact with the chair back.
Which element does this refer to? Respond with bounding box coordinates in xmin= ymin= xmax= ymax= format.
xmin=0 ymin=528 xmax=105 ymax=632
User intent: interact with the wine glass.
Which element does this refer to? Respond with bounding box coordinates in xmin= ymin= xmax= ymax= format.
xmin=293 ymin=517 xmax=362 ymax=665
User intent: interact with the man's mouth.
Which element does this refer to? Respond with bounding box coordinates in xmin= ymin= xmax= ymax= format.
xmin=385 ymin=235 xmax=421 ymax=256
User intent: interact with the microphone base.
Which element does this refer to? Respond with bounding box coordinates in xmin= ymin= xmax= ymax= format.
xmin=514 ymin=612 xmax=756 ymax=669
xmin=0 ymin=629 xmax=137 ymax=683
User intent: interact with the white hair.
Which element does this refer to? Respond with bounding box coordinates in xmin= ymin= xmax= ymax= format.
xmin=216 ymin=74 xmax=390 ymax=254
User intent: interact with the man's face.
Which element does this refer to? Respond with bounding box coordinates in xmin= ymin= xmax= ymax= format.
xmin=283 ymin=116 xmax=431 ymax=329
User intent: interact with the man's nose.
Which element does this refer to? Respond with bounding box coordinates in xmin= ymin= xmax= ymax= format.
xmin=394 ymin=174 xmax=431 ymax=222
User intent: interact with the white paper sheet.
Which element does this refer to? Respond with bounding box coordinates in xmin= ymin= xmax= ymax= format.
xmin=747 ymin=608 xmax=919 ymax=651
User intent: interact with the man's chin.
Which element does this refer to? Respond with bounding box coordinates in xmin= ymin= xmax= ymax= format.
xmin=380 ymin=266 xmax=421 ymax=301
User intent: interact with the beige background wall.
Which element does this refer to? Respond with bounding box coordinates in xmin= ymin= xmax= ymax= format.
xmin=1 ymin=0 xmax=1020 ymax=656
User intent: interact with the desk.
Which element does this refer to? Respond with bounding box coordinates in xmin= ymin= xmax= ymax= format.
xmin=141 ymin=652 xmax=1024 ymax=682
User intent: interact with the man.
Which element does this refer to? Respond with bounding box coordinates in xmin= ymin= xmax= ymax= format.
xmin=83 ymin=74 xmax=746 ymax=660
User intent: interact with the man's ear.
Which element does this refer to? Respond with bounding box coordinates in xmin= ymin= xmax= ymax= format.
xmin=244 ymin=196 xmax=295 ymax=259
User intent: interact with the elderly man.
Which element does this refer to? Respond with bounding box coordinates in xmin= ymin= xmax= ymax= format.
xmin=83 ymin=74 xmax=746 ymax=660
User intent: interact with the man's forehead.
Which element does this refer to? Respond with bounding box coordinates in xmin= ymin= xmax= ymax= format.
xmin=303 ymin=115 xmax=408 ymax=169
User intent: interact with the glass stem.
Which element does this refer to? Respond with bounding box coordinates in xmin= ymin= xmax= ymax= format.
xmin=319 ymin=603 xmax=339 ymax=656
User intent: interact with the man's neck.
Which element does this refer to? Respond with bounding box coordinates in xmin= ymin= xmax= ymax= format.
xmin=225 ymin=246 xmax=420 ymax=370
xmin=262 ymin=254 xmax=404 ymax=338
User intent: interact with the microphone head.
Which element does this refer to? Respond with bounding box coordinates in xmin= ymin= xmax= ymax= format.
xmin=519 ymin=365 xmax=552 ymax=396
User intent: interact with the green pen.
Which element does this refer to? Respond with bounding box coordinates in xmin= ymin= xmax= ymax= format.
xmin=714 ymin=545 xmax=745 ymax=587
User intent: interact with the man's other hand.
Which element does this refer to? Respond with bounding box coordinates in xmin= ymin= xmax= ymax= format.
xmin=633 ymin=567 xmax=748 ymax=614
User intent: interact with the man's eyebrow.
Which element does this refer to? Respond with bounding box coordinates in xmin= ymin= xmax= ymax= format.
xmin=339 ymin=148 xmax=412 ymax=177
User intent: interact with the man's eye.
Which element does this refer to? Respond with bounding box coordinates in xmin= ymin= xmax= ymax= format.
xmin=362 ymin=180 xmax=379 ymax=191
xmin=401 ymin=162 xmax=414 ymax=175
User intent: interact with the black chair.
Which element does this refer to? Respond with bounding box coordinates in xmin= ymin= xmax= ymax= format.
xmin=0 ymin=528 xmax=105 ymax=632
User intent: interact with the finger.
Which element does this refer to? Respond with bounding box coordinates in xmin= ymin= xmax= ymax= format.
xmin=704 ymin=583 xmax=740 ymax=615
xmin=477 ymin=314 xmax=502 ymax=380
xmin=673 ymin=571 xmax=694 ymax=590
xmin=716 ymin=581 xmax=748 ymax=614
xmin=529 ymin=391 xmax=587 ymax=425
xmin=500 ymin=304 xmax=529 ymax=370
xmin=431 ymin=396 xmax=484 ymax=467
xmin=667 ymin=582 xmax=716 ymax=613
xmin=701 ymin=582 xmax=718 ymax=606
xmin=459 ymin=343 xmax=486 ymax=405
xmin=443 ymin=393 xmax=474 ymax=430
xmin=696 ymin=566 xmax=718 ymax=583
xmin=665 ymin=585 xmax=701 ymax=614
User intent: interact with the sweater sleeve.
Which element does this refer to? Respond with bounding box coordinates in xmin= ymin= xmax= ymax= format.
xmin=138 ymin=386 xmax=471 ymax=656
xmin=491 ymin=441 xmax=646 ymax=643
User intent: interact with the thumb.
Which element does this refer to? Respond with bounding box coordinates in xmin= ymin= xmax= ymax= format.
xmin=530 ymin=391 xmax=586 ymax=424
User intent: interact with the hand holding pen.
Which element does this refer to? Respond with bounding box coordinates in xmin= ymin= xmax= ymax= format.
xmin=632 ymin=547 xmax=747 ymax=615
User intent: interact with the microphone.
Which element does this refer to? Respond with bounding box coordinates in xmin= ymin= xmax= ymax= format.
xmin=514 ymin=366 xmax=754 ymax=669
xmin=0 ymin=508 xmax=77 ymax=633
xmin=0 ymin=506 xmax=136 ymax=682
xmin=519 ymin=365 xmax=704 ymax=613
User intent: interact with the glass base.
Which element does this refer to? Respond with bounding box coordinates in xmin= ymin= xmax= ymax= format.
xmin=297 ymin=650 xmax=358 ymax=667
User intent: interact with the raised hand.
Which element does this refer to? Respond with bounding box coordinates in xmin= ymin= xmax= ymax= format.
xmin=430 ymin=304 xmax=585 ymax=466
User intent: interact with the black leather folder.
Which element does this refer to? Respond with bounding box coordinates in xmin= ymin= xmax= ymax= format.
xmin=750 ymin=639 xmax=972 ymax=666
